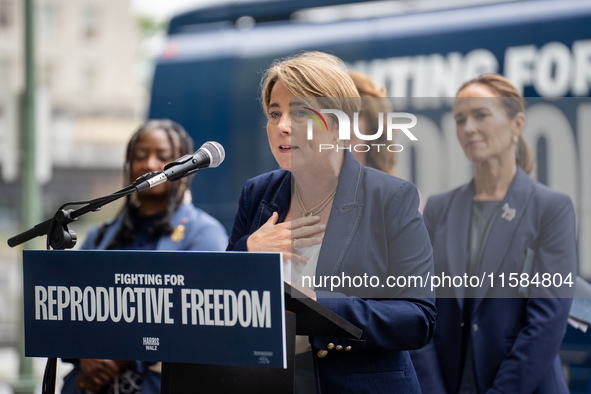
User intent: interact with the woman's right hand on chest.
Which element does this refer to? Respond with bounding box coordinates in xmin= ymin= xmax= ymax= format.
xmin=246 ymin=212 xmax=325 ymax=264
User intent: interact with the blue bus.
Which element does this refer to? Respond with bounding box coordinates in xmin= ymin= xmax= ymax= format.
xmin=149 ymin=2 xmax=591 ymax=388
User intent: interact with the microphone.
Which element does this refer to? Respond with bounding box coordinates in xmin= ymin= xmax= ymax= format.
xmin=136 ymin=141 xmax=225 ymax=192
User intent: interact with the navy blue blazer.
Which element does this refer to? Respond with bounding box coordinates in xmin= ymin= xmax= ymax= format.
xmin=227 ymin=152 xmax=436 ymax=393
xmin=82 ymin=202 xmax=228 ymax=251
xmin=411 ymin=167 xmax=577 ymax=394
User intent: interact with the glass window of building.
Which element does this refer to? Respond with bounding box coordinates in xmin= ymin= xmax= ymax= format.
xmin=0 ymin=58 xmax=10 ymax=91
xmin=0 ymin=1 xmax=13 ymax=28
xmin=37 ymin=2 xmax=60 ymax=36
xmin=81 ymin=5 xmax=100 ymax=40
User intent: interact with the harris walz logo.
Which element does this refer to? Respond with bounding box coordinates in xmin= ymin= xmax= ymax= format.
xmin=143 ymin=336 xmax=159 ymax=351
xmin=305 ymin=108 xmax=417 ymax=153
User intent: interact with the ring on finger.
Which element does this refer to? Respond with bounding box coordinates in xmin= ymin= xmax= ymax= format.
xmin=292 ymin=238 xmax=300 ymax=249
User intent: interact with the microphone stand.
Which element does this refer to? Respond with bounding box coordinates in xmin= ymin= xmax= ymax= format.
xmin=7 ymin=172 xmax=161 ymax=394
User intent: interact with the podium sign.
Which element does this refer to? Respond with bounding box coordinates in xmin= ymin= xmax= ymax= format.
xmin=23 ymin=250 xmax=286 ymax=368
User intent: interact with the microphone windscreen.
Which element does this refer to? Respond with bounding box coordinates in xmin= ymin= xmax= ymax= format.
xmin=202 ymin=141 xmax=225 ymax=168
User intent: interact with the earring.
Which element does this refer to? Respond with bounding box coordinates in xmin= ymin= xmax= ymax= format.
xmin=124 ymin=163 xmax=131 ymax=185
xmin=129 ymin=193 xmax=141 ymax=208
xmin=513 ymin=135 xmax=519 ymax=144
xmin=178 ymin=180 xmax=191 ymax=204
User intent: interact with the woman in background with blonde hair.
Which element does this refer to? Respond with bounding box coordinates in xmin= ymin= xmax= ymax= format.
xmin=349 ymin=71 xmax=429 ymax=212
xmin=348 ymin=71 xmax=397 ymax=175
xmin=411 ymin=74 xmax=576 ymax=394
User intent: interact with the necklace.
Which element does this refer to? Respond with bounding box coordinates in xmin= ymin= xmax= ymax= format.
xmin=294 ymin=181 xmax=337 ymax=217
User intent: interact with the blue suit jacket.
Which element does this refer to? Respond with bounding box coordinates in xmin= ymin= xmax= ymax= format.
xmin=82 ymin=202 xmax=228 ymax=251
xmin=411 ymin=167 xmax=577 ymax=394
xmin=227 ymin=152 xmax=436 ymax=393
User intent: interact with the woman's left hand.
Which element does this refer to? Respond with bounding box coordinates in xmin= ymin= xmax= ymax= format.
xmin=286 ymin=281 xmax=317 ymax=301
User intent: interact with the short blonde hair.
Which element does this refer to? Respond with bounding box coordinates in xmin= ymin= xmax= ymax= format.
xmin=349 ymin=71 xmax=396 ymax=175
xmin=261 ymin=51 xmax=360 ymax=126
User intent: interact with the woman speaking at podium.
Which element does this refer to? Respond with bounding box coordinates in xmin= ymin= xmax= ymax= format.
xmin=226 ymin=51 xmax=436 ymax=393
xmin=61 ymin=119 xmax=228 ymax=394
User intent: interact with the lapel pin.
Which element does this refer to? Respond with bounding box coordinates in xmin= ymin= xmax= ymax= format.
xmin=501 ymin=202 xmax=516 ymax=222
xmin=171 ymin=224 xmax=186 ymax=242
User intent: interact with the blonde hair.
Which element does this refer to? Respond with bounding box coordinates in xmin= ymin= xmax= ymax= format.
xmin=349 ymin=71 xmax=396 ymax=175
xmin=457 ymin=73 xmax=535 ymax=176
xmin=261 ymin=51 xmax=360 ymax=127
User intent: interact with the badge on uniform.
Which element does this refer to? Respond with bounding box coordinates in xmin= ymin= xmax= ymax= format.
xmin=171 ymin=224 xmax=185 ymax=242
xmin=501 ymin=202 xmax=516 ymax=222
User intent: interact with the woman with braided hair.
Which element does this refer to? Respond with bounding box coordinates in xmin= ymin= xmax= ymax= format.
xmin=61 ymin=119 xmax=227 ymax=394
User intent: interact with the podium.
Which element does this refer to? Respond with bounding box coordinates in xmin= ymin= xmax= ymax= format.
xmin=161 ymin=282 xmax=362 ymax=394
xmin=21 ymin=250 xmax=361 ymax=394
